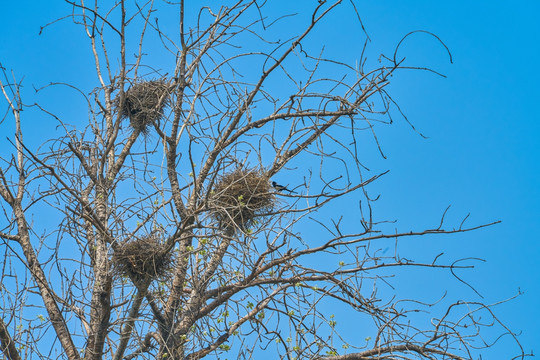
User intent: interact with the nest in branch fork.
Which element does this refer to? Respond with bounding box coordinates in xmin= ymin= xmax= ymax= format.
xmin=210 ymin=168 xmax=275 ymax=231
xmin=112 ymin=235 xmax=173 ymax=282
xmin=117 ymin=79 xmax=172 ymax=133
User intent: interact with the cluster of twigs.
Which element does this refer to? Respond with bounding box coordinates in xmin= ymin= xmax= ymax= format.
xmin=112 ymin=235 xmax=173 ymax=283
xmin=117 ymin=79 xmax=172 ymax=133
xmin=209 ymin=167 xmax=275 ymax=231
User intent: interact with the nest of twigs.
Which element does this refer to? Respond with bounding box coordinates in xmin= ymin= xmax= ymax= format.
xmin=117 ymin=79 xmax=172 ymax=133
xmin=112 ymin=235 xmax=173 ymax=283
xmin=210 ymin=168 xmax=275 ymax=231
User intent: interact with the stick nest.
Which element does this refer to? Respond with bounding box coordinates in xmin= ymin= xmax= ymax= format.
xmin=112 ymin=235 xmax=173 ymax=283
xmin=210 ymin=168 xmax=275 ymax=231
xmin=117 ymin=79 xmax=172 ymax=133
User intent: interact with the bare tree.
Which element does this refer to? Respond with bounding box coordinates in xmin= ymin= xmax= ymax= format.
xmin=0 ymin=1 xmax=528 ymax=360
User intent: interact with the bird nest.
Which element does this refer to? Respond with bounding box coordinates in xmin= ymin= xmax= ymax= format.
xmin=112 ymin=235 xmax=173 ymax=283
xmin=210 ymin=168 xmax=275 ymax=231
xmin=116 ymin=79 xmax=172 ymax=133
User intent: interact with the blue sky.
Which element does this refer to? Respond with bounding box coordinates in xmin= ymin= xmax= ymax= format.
xmin=1 ymin=0 xmax=538 ymax=357
xmin=361 ymin=1 xmax=540 ymax=355
xmin=361 ymin=1 xmax=540 ymax=354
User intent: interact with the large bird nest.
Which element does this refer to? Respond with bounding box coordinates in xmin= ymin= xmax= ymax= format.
xmin=210 ymin=168 xmax=275 ymax=231
xmin=116 ymin=79 xmax=172 ymax=133
xmin=112 ymin=235 xmax=173 ymax=283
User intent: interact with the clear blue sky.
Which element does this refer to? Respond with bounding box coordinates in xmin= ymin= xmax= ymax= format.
xmin=1 ymin=1 xmax=538 ymax=357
